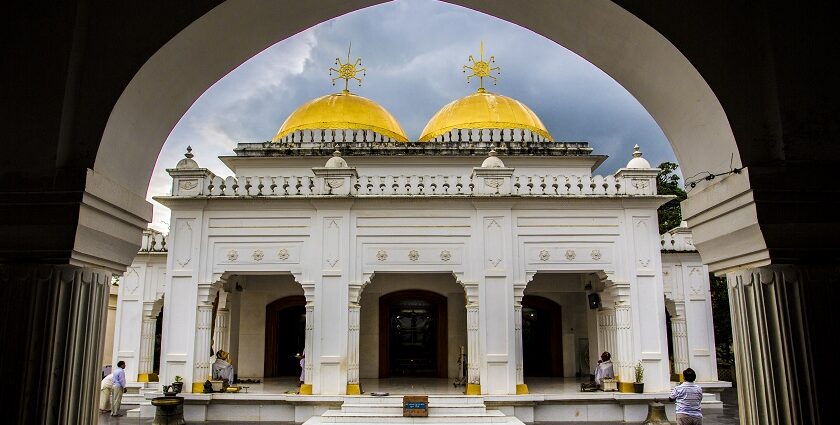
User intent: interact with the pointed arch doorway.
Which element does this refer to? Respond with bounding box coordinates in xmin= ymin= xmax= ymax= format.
xmin=264 ymin=295 xmax=306 ymax=377
xmin=379 ymin=290 xmax=448 ymax=378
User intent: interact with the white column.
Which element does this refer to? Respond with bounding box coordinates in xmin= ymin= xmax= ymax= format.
xmin=213 ymin=308 xmax=230 ymax=353
xmin=615 ymin=302 xmax=633 ymax=384
xmin=464 ymin=282 xmax=481 ymax=395
xmin=670 ymin=307 xmax=689 ymax=377
xmin=597 ymin=307 xmax=617 ymax=360
xmin=347 ymin=301 xmax=361 ymax=393
xmin=138 ymin=314 xmax=157 ymax=382
xmin=192 ymin=283 xmax=217 ymax=393
xmin=301 ymin=283 xmax=315 ymax=394
xmin=513 ymin=283 xmax=527 ymax=394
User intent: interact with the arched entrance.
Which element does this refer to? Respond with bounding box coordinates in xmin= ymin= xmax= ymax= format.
xmin=379 ymin=290 xmax=448 ymax=379
xmin=522 ymin=295 xmax=563 ymax=377
xmin=264 ymin=295 xmax=306 ymax=377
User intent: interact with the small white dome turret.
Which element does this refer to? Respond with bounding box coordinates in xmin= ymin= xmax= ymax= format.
xmin=176 ymin=146 xmax=199 ymax=169
xmin=481 ymin=145 xmax=506 ymax=168
xmin=625 ymin=144 xmax=652 ymax=169
xmin=324 ymin=150 xmax=349 ymax=168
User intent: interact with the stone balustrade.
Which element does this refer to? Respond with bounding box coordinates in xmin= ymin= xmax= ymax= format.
xmin=139 ymin=229 xmax=168 ymax=252
xmin=660 ymin=222 xmax=696 ymax=252
xmin=170 ymin=171 xmax=659 ymax=198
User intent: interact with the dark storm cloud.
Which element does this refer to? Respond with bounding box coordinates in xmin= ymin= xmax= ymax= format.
xmin=148 ymin=0 xmax=676 ymax=230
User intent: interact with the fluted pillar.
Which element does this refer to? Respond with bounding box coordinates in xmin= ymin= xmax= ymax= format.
xmin=513 ymin=283 xmax=527 ymax=394
xmin=597 ymin=307 xmax=617 ymax=361
xmin=213 ymin=308 xmax=230 ymax=353
xmin=0 ymin=264 xmax=110 ymax=425
xmin=137 ymin=315 xmax=158 ymax=382
xmin=670 ymin=312 xmax=689 ymax=379
xmin=726 ymin=265 xmax=835 ymax=425
xmin=464 ymin=281 xmax=481 ymax=395
xmin=615 ymin=303 xmax=633 ymax=389
xmin=300 ymin=288 xmax=315 ymax=395
xmin=346 ymin=282 xmax=362 ymax=395
xmin=192 ymin=303 xmax=214 ymax=393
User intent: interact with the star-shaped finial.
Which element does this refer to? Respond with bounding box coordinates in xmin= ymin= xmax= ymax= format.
xmin=463 ymin=41 xmax=500 ymax=92
xmin=330 ymin=42 xmax=366 ymax=93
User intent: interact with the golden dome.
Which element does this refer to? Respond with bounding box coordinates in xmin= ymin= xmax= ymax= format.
xmin=273 ymin=91 xmax=408 ymax=143
xmin=419 ymin=89 xmax=553 ymax=142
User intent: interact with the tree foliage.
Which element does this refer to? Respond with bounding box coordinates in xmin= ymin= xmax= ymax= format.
xmin=656 ymin=162 xmax=688 ymax=234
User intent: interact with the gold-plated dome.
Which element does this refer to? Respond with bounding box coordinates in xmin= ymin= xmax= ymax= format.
xmin=273 ymin=91 xmax=408 ymax=143
xmin=418 ymin=89 xmax=553 ymax=142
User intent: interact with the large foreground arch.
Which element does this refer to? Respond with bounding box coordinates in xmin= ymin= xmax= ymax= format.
xmin=4 ymin=1 xmax=838 ymax=424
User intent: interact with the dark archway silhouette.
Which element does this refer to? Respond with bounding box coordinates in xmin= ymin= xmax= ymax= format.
xmin=379 ymin=290 xmax=448 ymax=379
xmin=522 ymin=295 xmax=563 ymax=377
xmin=264 ymin=295 xmax=306 ymax=377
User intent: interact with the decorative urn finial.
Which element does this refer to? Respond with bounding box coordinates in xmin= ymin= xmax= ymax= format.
xmin=626 ymin=144 xmax=651 ymax=169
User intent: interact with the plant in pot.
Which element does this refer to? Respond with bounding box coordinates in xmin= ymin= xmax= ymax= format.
xmin=633 ymin=361 xmax=645 ymax=393
xmin=172 ymin=375 xmax=184 ymax=394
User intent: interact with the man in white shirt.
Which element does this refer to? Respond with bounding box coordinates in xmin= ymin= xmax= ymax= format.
xmin=99 ymin=373 xmax=113 ymax=412
xmin=593 ymin=351 xmax=615 ymax=386
xmin=669 ymin=368 xmax=703 ymax=424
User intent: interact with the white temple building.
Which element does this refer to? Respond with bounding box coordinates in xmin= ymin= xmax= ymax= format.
xmin=111 ymin=49 xmax=727 ymax=422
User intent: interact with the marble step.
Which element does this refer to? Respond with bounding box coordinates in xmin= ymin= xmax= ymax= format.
xmin=317 ymin=409 xmax=521 ymax=423
xmin=342 ymin=395 xmax=486 ymax=405
xmin=341 ymin=404 xmax=487 ymax=415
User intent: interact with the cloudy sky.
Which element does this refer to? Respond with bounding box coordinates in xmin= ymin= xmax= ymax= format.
xmin=147 ymin=0 xmax=676 ymax=232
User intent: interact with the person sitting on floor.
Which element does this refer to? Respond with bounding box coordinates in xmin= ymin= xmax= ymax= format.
xmin=212 ymin=350 xmax=235 ymax=386
xmin=581 ymin=351 xmax=615 ymax=391
xmin=594 ymin=351 xmax=615 ymax=386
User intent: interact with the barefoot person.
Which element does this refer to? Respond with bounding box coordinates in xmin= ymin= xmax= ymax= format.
xmin=669 ymin=368 xmax=703 ymax=424
xmin=111 ymin=361 xmax=127 ymax=417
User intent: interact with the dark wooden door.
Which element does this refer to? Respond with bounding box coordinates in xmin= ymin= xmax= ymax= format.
xmin=264 ymin=295 xmax=306 ymax=377
xmin=379 ymin=290 xmax=448 ymax=378
xmin=522 ymin=295 xmax=563 ymax=377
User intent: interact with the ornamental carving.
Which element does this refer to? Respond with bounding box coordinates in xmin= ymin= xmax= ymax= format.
xmin=179 ymin=180 xmax=198 ymax=190
xmin=408 ymin=250 xmax=420 ymax=262
xmin=565 ymin=249 xmax=577 ymax=261
xmin=325 ymin=178 xmax=344 ymax=189
xmin=639 ymin=258 xmax=651 ymax=267
xmin=590 ymin=249 xmax=602 ymax=261
xmin=277 ymin=249 xmax=290 ymax=260
xmin=485 ymin=178 xmax=503 ymax=188
xmin=440 ymin=250 xmax=451 ymax=262
xmin=376 ymin=250 xmax=388 ymax=262
xmin=632 ymin=179 xmax=649 ymax=189
xmin=252 ymin=249 xmax=264 ymax=261
xmin=538 ymin=250 xmax=550 ymax=261
xmin=227 ymin=249 xmax=239 ymax=261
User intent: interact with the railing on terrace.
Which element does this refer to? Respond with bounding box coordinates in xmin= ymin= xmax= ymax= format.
xmin=179 ymin=172 xmax=658 ymax=197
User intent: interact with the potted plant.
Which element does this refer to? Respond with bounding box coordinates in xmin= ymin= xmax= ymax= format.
xmin=633 ymin=361 xmax=644 ymax=393
xmin=172 ymin=375 xmax=184 ymax=394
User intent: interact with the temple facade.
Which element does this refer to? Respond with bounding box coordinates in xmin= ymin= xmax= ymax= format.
xmin=112 ymin=49 xmax=721 ymax=413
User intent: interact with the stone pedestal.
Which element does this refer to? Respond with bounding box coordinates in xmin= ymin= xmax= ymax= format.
xmin=0 ymin=264 xmax=110 ymax=425
xmin=151 ymin=396 xmax=185 ymax=425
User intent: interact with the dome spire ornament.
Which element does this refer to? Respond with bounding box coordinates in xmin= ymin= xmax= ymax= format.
xmin=463 ymin=41 xmax=500 ymax=92
xmin=330 ymin=42 xmax=366 ymax=93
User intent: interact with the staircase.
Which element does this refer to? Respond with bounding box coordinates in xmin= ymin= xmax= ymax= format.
xmin=304 ymin=395 xmax=524 ymax=425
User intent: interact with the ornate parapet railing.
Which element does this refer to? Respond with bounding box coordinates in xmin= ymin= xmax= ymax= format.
xmin=168 ymin=171 xmax=660 ymax=198
xmin=139 ymin=229 xmax=168 ymax=253
xmin=660 ymin=222 xmax=696 ymax=252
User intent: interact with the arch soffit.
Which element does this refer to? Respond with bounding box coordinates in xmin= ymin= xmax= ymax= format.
xmin=97 ymin=0 xmax=739 ymax=198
